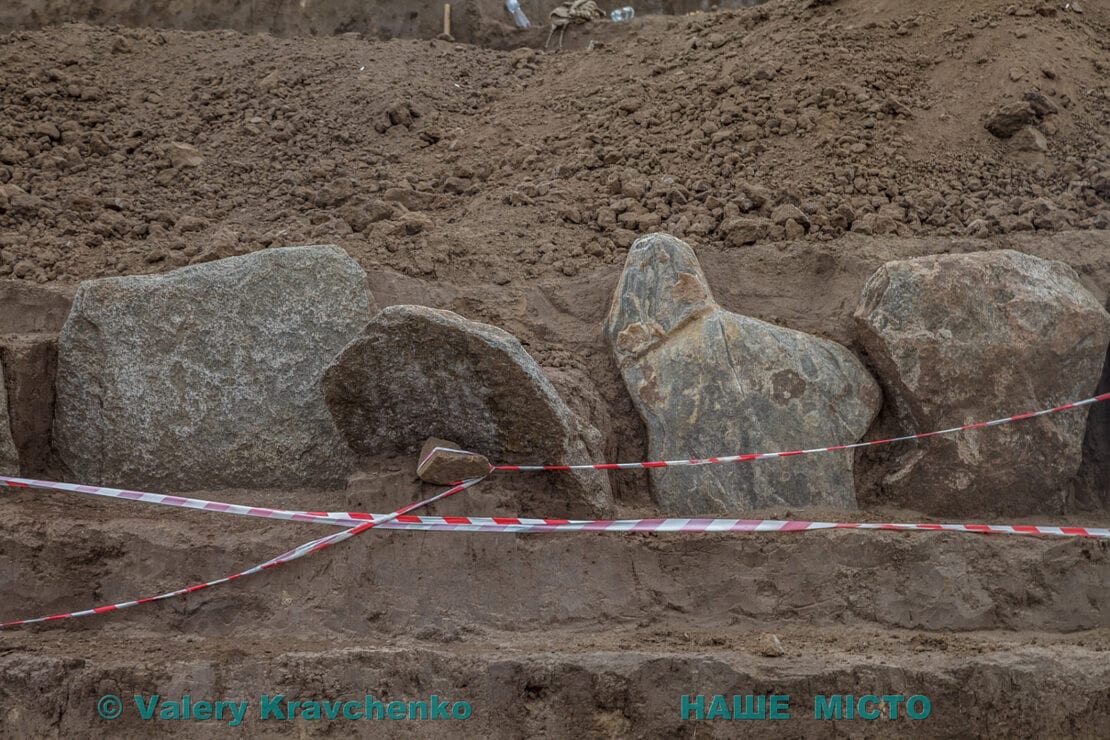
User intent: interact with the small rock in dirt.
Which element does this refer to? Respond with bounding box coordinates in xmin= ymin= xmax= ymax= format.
xmin=771 ymin=203 xmax=809 ymax=228
xmin=164 ymin=142 xmax=204 ymax=169
xmin=758 ymin=633 xmax=786 ymax=658
xmin=416 ymin=437 xmax=490 ymax=484
xmin=0 ymin=147 xmax=28 ymax=165
xmin=382 ymin=188 xmax=447 ymax=211
xmin=984 ymin=102 xmax=1037 ymax=139
xmin=784 ymin=218 xmax=806 ymax=240
xmin=1023 ymin=91 xmax=1058 ymax=118
xmin=12 ymin=261 xmax=37 ymax=279
xmin=720 ymin=216 xmax=771 ymax=247
xmin=1011 ymin=126 xmax=1048 ymax=153
xmin=339 ymin=200 xmax=393 ymax=232
xmin=850 ymin=213 xmax=899 ymax=235
xmin=175 ymin=215 xmax=210 ymax=233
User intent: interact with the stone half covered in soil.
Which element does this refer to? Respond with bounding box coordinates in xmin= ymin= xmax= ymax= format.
xmin=605 ymin=232 xmax=881 ymax=515
xmin=53 ymin=245 xmax=374 ymax=490
xmin=855 ymin=249 xmax=1110 ymax=516
xmin=322 ymin=305 xmax=612 ymax=517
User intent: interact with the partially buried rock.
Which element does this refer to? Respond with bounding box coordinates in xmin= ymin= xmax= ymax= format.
xmin=606 ymin=233 xmax=880 ymax=515
xmin=758 ymin=633 xmax=786 ymax=658
xmin=416 ymin=437 xmax=490 ymax=484
xmin=984 ymin=102 xmax=1037 ymax=139
xmin=1011 ymin=126 xmax=1048 ymax=153
xmin=854 ymin=250 xmax=1110 ymax=516
xmin=165 ymin=142 xmax=204 ymax=169
xmin=323 ymin=305 xmax=612 ymax=516
xmin=54 ymin=245 xmax=373 ymax=490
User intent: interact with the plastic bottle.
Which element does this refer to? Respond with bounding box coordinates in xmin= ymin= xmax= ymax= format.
xmin=506 ymin=0 xmax=531 ymax=29
xmin=610 ymin=7 xmax=635 ymax=22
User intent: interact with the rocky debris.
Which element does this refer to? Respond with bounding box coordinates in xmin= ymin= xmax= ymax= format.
xmin=1011 ymin=126 xmax=1048 ymax=153
xmin=758 ymin=633 xmax=786 ymax=658
xmin=720 ymin=216 xmax=771 ymax=247
xmin=0 ymin=11 xmax=1107 ymax=282
xmin=415 ymin=437 xmax=490 ymax=485
xmin=164 ymin=142 xmax=204 ymax=169
xmin=54 ymin=245 xmax=373 ymax=490
xmin=606 ymin=233 xmax=881 ymax=515
xmin=985 ymin=102 xmax=1037 ymax=138
xmin=382 ymin=188 xmax=448 ymax=211
xmin=0 ymin=362 xmax=17 ymax=475
xmin=854 ymin=250 xmax=1110 ymax=516
xmin=323 ymin=305 xmax=611 ymax=516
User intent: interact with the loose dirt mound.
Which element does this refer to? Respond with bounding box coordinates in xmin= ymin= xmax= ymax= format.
xmin=2 ymin=0 xmax=1110 ymax=736
xmin=1 ymin=0 xmax=1107 ymax=287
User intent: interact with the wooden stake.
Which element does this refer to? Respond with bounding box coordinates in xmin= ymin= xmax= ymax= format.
xmin=444 ymin=3 xmax=451 ymax=37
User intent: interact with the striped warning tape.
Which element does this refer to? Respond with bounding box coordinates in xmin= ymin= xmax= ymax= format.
xmin=0 ymin=478 xmax=482 ymax=629
xmin=492 ymin=392 xmax=1110 ymax=472
xmin=2 ymin=390 xmax=1108 ymax=628
xmin=5 ymin=474 xmax=1107 ymax=539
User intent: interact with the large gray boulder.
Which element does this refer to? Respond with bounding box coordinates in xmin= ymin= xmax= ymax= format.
xmin=54 ymin=246 xmax=373 ymax=490
xmin=606 ymin=233 xmax=880 ymax=515
xmin=323 ymin=305 xmax=612 ymax=517
xmin=854 ymin=249 xmax=1110 ymax=516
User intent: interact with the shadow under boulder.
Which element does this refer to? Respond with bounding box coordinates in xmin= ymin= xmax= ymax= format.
xmin=1075 ymin=334 xmax=1110 ymax=509
xmin=0 ymin=281 xmax=74 ymax=476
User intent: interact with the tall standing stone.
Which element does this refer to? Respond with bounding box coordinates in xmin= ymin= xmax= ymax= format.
xmin=54 ymin=245 xmax=374 ymax=490
xmin=854 ymin=249 xmax=1110 ymax=515
xmin=606 ymin=233 xmax=880 ymax=515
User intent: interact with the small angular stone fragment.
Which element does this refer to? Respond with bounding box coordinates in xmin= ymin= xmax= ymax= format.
xmin=416 ymin=437 xmax=490 ymax=484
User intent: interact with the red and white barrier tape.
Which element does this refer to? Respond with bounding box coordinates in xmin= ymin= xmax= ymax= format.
xmin=3 ymin=475 xmax=1109 ymax=540
xmin=0 ymin=478 xmax=482 ymax=630
xmin=492 ymin=392 xmax=1110 ymax=472
xmin=2 ymin=390 xmax=1108 ymax=628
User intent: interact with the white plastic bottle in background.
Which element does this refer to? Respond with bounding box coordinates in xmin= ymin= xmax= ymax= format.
xmin=610 ymin=7 xmax=635 ymax=22
xmin=506 ymin=0 xmax=531 ymax=28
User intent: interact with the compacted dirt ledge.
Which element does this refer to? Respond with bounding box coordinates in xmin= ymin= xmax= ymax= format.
xmin=3 ymin=632 xmax=1110 ymax=737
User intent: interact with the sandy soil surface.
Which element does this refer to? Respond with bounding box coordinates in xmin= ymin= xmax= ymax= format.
xmin=2 ymin=0 xmax=1110 ymax=736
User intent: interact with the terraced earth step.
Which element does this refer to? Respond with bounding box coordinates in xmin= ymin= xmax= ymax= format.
xmin=2 ymin=484 xmax=1109 ymax=635
xmin=1 ymin=631 xmax=1108 ymax=738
